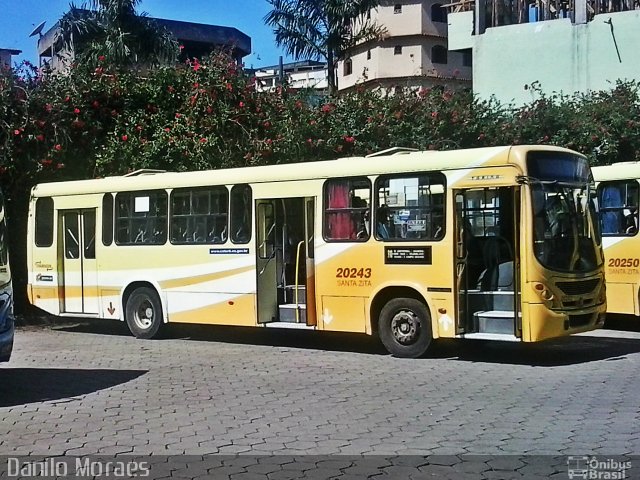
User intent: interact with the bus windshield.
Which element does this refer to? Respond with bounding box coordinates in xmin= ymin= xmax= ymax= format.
xmin=526 ymin=152 xmax=601 ymax=273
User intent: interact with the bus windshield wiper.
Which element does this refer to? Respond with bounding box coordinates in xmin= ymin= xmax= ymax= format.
xmin=517 ymin=176 xmax=585 ymax=188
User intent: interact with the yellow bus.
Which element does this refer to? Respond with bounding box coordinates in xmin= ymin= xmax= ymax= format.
xmin=592 ymin=162 xmax=640 ymax=315
xmin=27 ymin=145 xmax=605 ymax=357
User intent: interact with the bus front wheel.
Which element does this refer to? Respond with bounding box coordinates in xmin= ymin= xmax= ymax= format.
xmin=125 ymin=287 xmax=163 ymax=339
xmin=378 ymin=298 xmax=432 ymax=358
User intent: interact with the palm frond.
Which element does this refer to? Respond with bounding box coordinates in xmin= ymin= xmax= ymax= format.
xmin=56 ymin=0 xmax=177 ymax=68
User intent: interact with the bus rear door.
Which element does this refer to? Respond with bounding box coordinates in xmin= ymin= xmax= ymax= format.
xmin=60 ymin=209 xmax=99 ymax=314
xmin=256 ymin=197 xmax=316 ymax=326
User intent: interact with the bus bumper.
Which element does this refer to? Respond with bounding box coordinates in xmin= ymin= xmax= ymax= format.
xmin=525 ymin=303 xmax=606 ymax=342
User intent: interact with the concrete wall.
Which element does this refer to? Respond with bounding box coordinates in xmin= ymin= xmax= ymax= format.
xmin=448 ymin=11 xmax=474 ymax=50
xmin=450 ymin=10 xmax=640 ymax=106
xmin=0 ymin=49 xmax=21 ymax=68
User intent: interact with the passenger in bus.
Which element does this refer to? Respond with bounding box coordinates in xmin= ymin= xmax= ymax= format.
xmin=625 ymin=206 xmax=638 ymax=234
xmin=352 ymin=195 xmax=369 ymax=239
xmin=546 ymin=196 xmax=568 ymax=236
xmin=358 ymin=210 xmax=370 ymax=239
xmin=377 ymin=205 xmax=391 ymax=239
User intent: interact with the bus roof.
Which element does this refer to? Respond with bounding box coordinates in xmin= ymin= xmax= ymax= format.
xmin=592 ymin=162 xmax=640 ymax=182
xmin=31 ymin=145 xmax=580 ymax=197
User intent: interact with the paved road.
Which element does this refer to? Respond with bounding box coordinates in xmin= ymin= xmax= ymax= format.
xmin=1 ymin=321 xmax=639 ymax=479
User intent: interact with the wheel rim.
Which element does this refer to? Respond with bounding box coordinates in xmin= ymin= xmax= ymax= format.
xmin=133 ymin=298 xmax=154 ymax=330
xmin=390 ymin=309 xmax=420 ymax=345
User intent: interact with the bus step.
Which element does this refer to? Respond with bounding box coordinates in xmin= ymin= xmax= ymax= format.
xmin=474 ymin=310 xmax=515 ymax=335
xmin=279 ymin=304 xmax=307 ymax=323
xmin=463 ymin=333 xmax=520 ymax=342
xmin=284 ymin=285 xmax=306 ymax=304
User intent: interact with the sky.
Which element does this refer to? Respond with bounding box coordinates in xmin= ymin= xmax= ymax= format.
xmin=0 ymin=0 xmax=294 ymax=69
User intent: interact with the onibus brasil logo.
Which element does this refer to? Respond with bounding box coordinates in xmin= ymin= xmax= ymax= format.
xmin=567 ymin=456 xmax=631 ymax=479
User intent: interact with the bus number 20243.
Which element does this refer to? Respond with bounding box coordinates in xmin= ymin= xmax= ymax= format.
xmin=336 ymin=267 xmax=372 ymax=279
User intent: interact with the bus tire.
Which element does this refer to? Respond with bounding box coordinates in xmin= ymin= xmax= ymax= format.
xmin=125 ymin=287 xmax=163 ymax=339
xmin=378 ymin=298 xmax=432 ymax=358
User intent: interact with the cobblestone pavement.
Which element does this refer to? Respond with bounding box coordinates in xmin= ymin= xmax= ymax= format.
xmin=1 ymin=321 xmax=639 ymax=479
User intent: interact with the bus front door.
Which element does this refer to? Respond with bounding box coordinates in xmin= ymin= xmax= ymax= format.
xmin=455 ymin=187 xmax=521 ymax=338
xmin=60 ymin=210 xmax=99 ymax=314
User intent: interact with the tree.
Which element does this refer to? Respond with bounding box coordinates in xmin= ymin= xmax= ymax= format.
xmin=264 ymin=0 xmax=382 ymax=94
xmin=55 ymin=0 xmax=179 ymax=69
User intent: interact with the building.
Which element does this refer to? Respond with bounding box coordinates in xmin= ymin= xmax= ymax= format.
xmin=0 ymin=49 xmax=22 ymax=68
xmin=36 ymin=12 xmax=251 ymax=72
xmin=337 ymin=0 xmax=472 ymax=92
xmin=447 ymin=0 xmax=640 ymax=105
xmin=252 ymin=60 xmax=328 ymax=92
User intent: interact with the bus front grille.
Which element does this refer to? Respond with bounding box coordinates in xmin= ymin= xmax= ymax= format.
xmin=555 ymin=279 xmax=599 ymax=296
xmin=568 ymin=313 xmax=593 ymax=328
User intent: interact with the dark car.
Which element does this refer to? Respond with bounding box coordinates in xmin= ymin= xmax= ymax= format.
xmin=0 ymin=286 xmax=13 ymax=362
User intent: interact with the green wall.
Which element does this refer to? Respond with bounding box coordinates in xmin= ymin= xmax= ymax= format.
xmin=450 ymin=10 xmax=640 ymax=106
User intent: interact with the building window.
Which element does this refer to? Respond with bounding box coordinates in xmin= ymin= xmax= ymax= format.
xmin=394 ymin=45 xmax=402 ymax=55
xmin=115 ymin=190 xmax=168 ymax=245
xmin=170 ymin=187 xmax=228 ymax=244
xmin=394 ymin=4 xmax=402 ymax=13
xmin=35 ymin=197 xmax=54 ymax=247
xmin=431 ymin=4 xmax=448 ymax=22
xmin=230 ymin=184 xmax=252 ymax=244
xmin=432 ymin=45 xmax=448 ymax=64
xmin=367 ymin=49 xmax=371 ymax=60
xmin=344 ymin=58 xmax=353 ymax=76
xmin=462 ymin=50 xmax=472 ymax=67
xmin=599 ymin=181 xmax=639 ymax=236
xmin=324 ymin=177 xmax=371 ymax=242
xmin=375 ymin=173 xmax=446 ymax=241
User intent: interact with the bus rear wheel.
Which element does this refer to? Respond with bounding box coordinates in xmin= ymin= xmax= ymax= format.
xmin=378 ymin=298 xmax=432 ymax=358
xmin=125 ymin=287 xmax=163 ymax=339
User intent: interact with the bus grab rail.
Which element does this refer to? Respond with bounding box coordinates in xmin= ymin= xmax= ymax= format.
xmin=294 ymin=240 xmax=304 ymax=323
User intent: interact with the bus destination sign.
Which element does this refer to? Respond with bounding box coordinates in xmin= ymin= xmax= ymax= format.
xmin=384 ymin=246 xmax=432 ymax=265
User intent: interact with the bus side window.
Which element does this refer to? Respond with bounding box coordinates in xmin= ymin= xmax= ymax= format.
xmin=599 ymin=180 xmax=639 ymax=236
xmin=170 ymin=187 xmax=228 ymax=245
xmin=102 ymin=193 xmax=114 ymax=246
xmin=231 ymin=184 xmax=252 ymax=244
xmin=115 ymin=191 xmax=167 ymax=245
xmin=35 ymin=197 xmax=54 ymax=247
xmin=375 ymin=173 xmax=445 ymax=241
xmin=323 ymin=177 xmax=371 ymax=242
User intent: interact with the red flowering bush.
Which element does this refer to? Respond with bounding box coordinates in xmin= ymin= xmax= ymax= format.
xmin=1 ymin=52 xmax=640 ymax=311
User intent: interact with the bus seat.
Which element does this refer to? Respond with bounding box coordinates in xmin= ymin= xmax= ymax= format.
xmin=134 ymin=229 xmax=146 ymax=243
xmin=208 ymin=225 xmax=227 ymax=243
xmin=193 ymin=223 xmax=206 ymax=242
xmin=477 ymin=261 xmax=514 ymax=291
xmin=479 ymin=237 xmax=511 ymax=291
